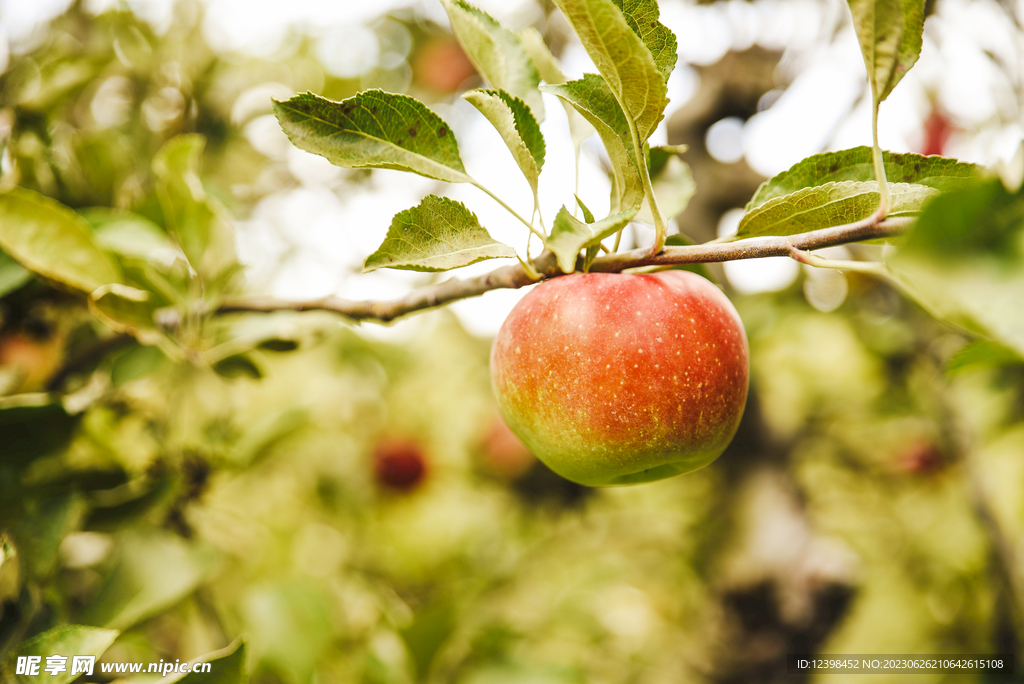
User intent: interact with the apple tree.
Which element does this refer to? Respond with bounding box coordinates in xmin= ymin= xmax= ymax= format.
xmin=1 ymin=0 xmax=1023 ymax=682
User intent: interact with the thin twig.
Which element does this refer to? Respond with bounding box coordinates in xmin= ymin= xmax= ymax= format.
xmin=217 ymin=215 xmax=913 ymax=323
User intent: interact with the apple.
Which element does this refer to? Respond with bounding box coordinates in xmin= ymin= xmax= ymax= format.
xmin=373 ymin=439 xmax=428 ymax=492
xmin=0 ymin=331 xmax=63 ymax=392
xmin=413 ymin=37 xmax=477 ymax=94
xmin=490 ymin=271 xmax=748 ymax=486
xmin=479 ymin=412 xmax=536 ymax=480
xmin=894 ymin=440 xmax=944 ymax=474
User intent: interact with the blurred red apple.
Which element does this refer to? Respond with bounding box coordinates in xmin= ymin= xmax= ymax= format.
xmin=480 ymin=413 xmax=536 ymax=480
xmin=0 ymin=331 xmax=63 ymax=392
xmin=920 ymin=107 xmax=954 ymax=157
xmin=373 ymin=439 xmax=428 ymax=492
xmin=895 ymin=440 xmax=944 ymax=474
xmin=413 ymin=37 xmax=476 ymax=93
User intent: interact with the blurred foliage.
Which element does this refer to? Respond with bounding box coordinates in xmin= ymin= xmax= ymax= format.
xmin=0 ymin=1 xmax=1023 ymax=684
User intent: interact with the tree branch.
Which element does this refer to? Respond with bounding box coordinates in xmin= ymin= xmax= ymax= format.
xmin=217 ymin=215 xmax=912 ymax=323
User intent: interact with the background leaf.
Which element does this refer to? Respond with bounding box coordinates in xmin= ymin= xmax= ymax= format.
xmin=213 ymin=354 xmax=263 ymax=380
xmin=737 ymin=180 xmax=937 ymax=238
xmin=364 ymin=195 xmax=516 ymax=272
xmin=169 ymin=640 xmax=248 ymax=684
xmin=152 ymin=135 xmax=237 ymax=283
xmin=847 ymin=0 xmax=927 ymax=104
xmin=0 ymin=187 xmax=121 ymax=293
xmin=443 ymin=0 xmax=544 ymax=121
xmin=88 ymin=284 xmax=166 ymax=346
xmin=747 ymin=147 xmax=980 ymax=211
xmin=273 ymin=90 xmax=470 ymax=183
xmin=463 ymin=89 xmax=545 ymax=195
xmin=0 ymin=402 xmax=79 ymax=466
xmin=8 ymin=625 xmax=119 ymax=684
xmin=0 ymin=249 xmax=31 ymax=298
xmin=542 ymin=76 xmax=642 ymax=212
xmin=240 ymin=583 xmax=332 ymax=684
xmin=546 ymin=205 xmax=638 ymax=273
xmin=80 ymin=529 xmax=217 ymax=631
xmin=889 ymin=176 xmax=1024 ymax=356
xmin=552 ymin=0 xmax=668 ymax=141
xmin=946 ymin=340 xmax=1023 ymax=375
xmin=6 ymin=494 xmax=85 ymax=580
xmin=80 ymin=208 xmax=181 ymax=260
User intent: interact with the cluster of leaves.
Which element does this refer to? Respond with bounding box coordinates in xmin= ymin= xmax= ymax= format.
xmin=0 ymin=3 xmax=323 ymax=678
xmin=273 ymin=0 xmax=693 ymax=274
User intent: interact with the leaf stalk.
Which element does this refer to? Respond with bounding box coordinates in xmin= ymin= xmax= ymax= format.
xmin=871 ymin=95 xmax=892 ymax=215
xmin=472 ymin=179 xmax=545 ymax=239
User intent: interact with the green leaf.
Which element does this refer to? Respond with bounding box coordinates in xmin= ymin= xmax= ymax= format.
xmin=889 ymin=177 xmax=1024 ymax=356
xmin=0 ymin=187 xmax=122 ymax=293
xmin=637 ymin=147 xmax=695 ymax=224
xmin=80 ymin=208 xmax=181 ymax=260
xmin=258 ymin=339 xmax=299 ymax=352
xmin=7 ymin=494 xmax=85 ymax=579
xmin=518 ymin=28 xmax=597 ymax=151
xmin=240 ymin=583 xmax=332 ymax=684
xmin=0 ymin=536 xmax=16 ymax=604
xmin=169 ymin=640 xmax=248 ymax=684
xmin=213 ymin=354 xmax=263 ymax=380
xmin=746 ymin=147 xmax=980 ymax=212
xmin=231 ymin=408 xmax=307 ymax=467
xmin=9 ymin=625 xmax=119 ymax=684
xmin=153 ymin=135 xmax=237 ymax=282
xmin=364 ymin=195 xmax=516 ymax=272
xmin=516 ymin=27 xmax=566 ymax=86
xmin=847 ymin=0 xmax=926 ymax=104
xmin=946 ymin=340 xmax=1023 ymax=375
xmin=442 ymin=0 xmax=544 ymax=121
xmin=111 ymin=344 xmax=168 ymax=385
xmin=80 ymin=529 xmax=216 ymax=630
xmin=737 ymin=180 xmax=938 ymax=238
xmin=542 ymin=75 xmax=643 ymax=212
xmin=463 ymin=89 xmax=545 ymax=195
xmin=401 ymin=599 xmax=456 ymax=681
xmin=89 ymin=284 xmax=166 ymax=346
xmin=118 ymin=255 xmax=189 ymax=309
xmin=83 ymin=475 xmax=177 ymax=533
xmin=552 ymin=0 xmax=669 ymax=141
xmin=612 ymin=0 xmax=678 ymax=81
xmin=273 ymin=91 xmax=470 ymax=183
xmin=0 ymin=249 xmax=31 ymax=298
xmin=546 ymin=205 xmax=639 ymax=273
xmin=0 ymin=402 xmax=79 ymax=466
xmin=574 ymin=195 xmax=596 ymax=223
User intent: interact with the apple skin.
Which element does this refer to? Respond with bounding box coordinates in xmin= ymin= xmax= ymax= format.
xmin=490 ymin=271 xmax=748 ymax=486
